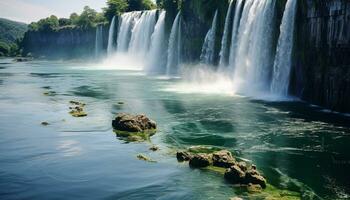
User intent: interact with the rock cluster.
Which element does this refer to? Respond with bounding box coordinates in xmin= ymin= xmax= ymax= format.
xmin=177 ymin=148 xmax=267 ymax=189
xmin=69 ymin=100 xmax=87 ymax=117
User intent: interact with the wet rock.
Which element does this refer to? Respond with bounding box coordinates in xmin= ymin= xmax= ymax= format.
xmin=244 ymin=169 xmax=267 ymax=189
xmin=137 ymin=154 xmax=156 ymax=162
xmin=189 ymin=153 xmax=213 ymax=168
xmin=69 ymin=100 xmax=87 ymax=117
xmin=176 ymin=151 xmax=193 ymax=162
xmin=212 ymin=150 xmax=236 ymax=168
xmin=41 ymin=121 xmax=49 ymax=126
xmin=112 ymin=113 xmax=156 ymax=133
xmin=149 ymin=145 xmax=159 ymax=151
xmin=237 ymin=161 xmax=248 ymax=172
xmin=224 ymin=165 xmax=246 ymax=184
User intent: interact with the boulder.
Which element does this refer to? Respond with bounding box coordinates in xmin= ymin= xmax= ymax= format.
xmin=176 ymin=151 xmax=193 ymax=162
xmin=189 ymin=153 xmax=212 ymax=168
xmin=112 ymin=113 xmax=156 ymax=132
xmin=244 ymin=169 xmax=267 ymax=189
xmin=224 ymin=164 xmax=246 ymax=184
xmin=212 ymin=150 xmax=236 ymax=168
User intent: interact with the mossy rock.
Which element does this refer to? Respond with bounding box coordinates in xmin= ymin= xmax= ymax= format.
xmin=137 ymin=154 xmax=156 ymax=163
xmin=69 ymin=110 xmax=87 ymax=117
xmin=188 ymin=145 xmax=222 ymax=154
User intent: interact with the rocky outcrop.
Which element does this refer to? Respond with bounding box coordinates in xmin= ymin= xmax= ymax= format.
xmin=112 ymin=113 xmax=157 ymax=142
xmin=176 ymin=146 xmax=267 ymax=189
xmin=292 ymin=0 xmax=350 ymax=113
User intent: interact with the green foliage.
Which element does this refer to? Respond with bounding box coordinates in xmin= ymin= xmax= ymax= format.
xmin=0 ymin=18 xmax=27 ymax=56
xmin=76 ymin=6 xmax=100 ymax=29
xmin=58 ymin=18 xmax=71 ymax=26
xmin=104 ymin=0 xmax=129 ymax=21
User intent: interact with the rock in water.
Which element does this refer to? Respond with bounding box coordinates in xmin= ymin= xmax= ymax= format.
xmin=176 ymin=151 xmax=193 ymax=162
xmin=189 ymin=153 xmax=213 ymax=168
xmin=224 ymin=165 xmax=246 ymax=184
xmin=112 ymin=113 xmax=156 ymax=132
xmin=212 ymin=150 xmax=236 ymax=168
xmin=244 ymin=169 xmax=267 ymax=189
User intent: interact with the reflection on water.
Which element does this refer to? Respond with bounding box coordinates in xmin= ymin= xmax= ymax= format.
xmin=0 ymin=59 xmax=349 ymax=199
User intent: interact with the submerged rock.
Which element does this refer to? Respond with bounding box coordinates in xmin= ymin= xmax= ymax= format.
xmin=137 ymin=154 xmax=156 ymax=162
xmin=112 ymin=113 xmax=156 ymax=133
xmin=69 ymin=100 xmax=87 ymax=117
xmin=41 ymin=121 xmax=49 ymax=126
xmin=212 ymin=150 xmax=236 ymax=168
xmin=189 ymin=153 xmax=213 ymax=168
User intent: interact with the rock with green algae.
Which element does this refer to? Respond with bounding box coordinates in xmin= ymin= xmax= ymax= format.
xmin=112 ymin=113 xmax=157 ymax=142
xmin=68 ymin=100 xmax=87 ymax=117
xmin=137 ymin=154 xmax=156 ymax=163
xmin=189 ymin=153 xmax=213 ymax=168
xmin=233 ymin=184 xmax=301 ymax=200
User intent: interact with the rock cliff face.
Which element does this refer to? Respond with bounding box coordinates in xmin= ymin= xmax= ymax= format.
xmin=21 ymin=25 xmax=109 ymax=59
xmin=292 ymin=0 xmax=350 ymax=113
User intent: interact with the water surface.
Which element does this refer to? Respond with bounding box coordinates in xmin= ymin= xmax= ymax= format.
xmin=0 ymin=59 xmax=349 ymax=199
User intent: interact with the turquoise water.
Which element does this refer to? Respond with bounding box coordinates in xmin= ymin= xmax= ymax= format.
xmin=0 ymin=59 xmax=349 ymax=199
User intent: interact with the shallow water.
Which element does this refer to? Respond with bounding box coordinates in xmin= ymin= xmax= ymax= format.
xmin=0 ymin=59 xmax=349 ymax=199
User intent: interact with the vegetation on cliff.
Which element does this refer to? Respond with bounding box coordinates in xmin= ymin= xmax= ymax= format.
xmin=0 ymin=18 xmax=27 ymax=57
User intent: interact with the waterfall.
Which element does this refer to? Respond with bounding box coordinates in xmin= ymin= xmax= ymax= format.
xmin=271 ymin=0 xmax=297 ymax=96
xmin=116 ymin=12 xmax=142 ymax=52
xmin=146 ymin=11 xmax=166 ymax=73
xmin=219 ymin=1 xmax=234 ymax=67
xmin=95 ymin=25 xmax=103 ymax=58
xmin=228 ymin=0 xmax=244 ymax=68
xmin=231 ymin=0 xmax=276 ymax=94
xmin=200 ymin=10 xmax=218 ymax=65
xmin=166 ymin=12 xmax=182 ymax=76
xmin=128 ymin=10 xmax=157 ymax=58
xmin=107 ymin=16 xmax=116 ymax=55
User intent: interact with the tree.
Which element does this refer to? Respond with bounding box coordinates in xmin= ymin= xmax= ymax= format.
xmin=70 ymin=13 xmax=79 ymax=25
xmin=104 ymin=0 xmax=128 ymax=21
xmin=58 ymin=18 xmax=71 ymax=26
xmin=76 ymin=6 xmax=98 ymax=28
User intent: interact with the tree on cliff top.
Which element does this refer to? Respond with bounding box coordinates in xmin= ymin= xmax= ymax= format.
xmin=103 ymin=0 xmax=156 ymax=21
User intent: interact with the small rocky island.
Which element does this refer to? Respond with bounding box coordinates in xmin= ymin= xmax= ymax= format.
xmin=112 ymin=113 xmax=157 ymax=142
xmin=177 ymin=148 xmax=267 ymax=190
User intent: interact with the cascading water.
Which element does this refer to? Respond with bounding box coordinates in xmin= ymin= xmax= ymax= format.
xmin=219 ymin=1 xmax=234 ymax=67
xmin=270 ymin=0 xmax=297 ymax=96
xmin=128 ymin=10 xmax=157 ymax=58
xmin=116 ymin=12 xmax=142 ymax=52
xmin=107 ymin=16 xmax=116 ymax=55
xmin=200 ymin=10 xmax=218 ymax=65
xmin=166 ymin=12 xmax=182 ymax=76
xmin=95 ymin=25 xmax=103 ymax=58
xmin=104 ymin=11 xmax=157 ymax=69
xmin=228 ymin=0 xmax=244 ymax=68
xmin=231 ymin=0 xmax=276 ymax=94
xmin=146 ymin=11 xmax=166 ymax=73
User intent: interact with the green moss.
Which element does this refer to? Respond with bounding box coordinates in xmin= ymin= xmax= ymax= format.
xmin=114 ymin=129 xmax=156 ymax=142
xmin=137 ymin=154 xmax=157 ymax=162
xmin=187 ymin=145 xmax=222 ymax=154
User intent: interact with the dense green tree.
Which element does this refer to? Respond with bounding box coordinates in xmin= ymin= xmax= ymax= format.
xmin=69 ymin=13 xmax=79 ymax=24
xmin=76 ymin=6 xmax=98 ymax=29
xmin=103 ymin=0 xmax=129 ymax=21
xmin=58 ymin=18 xmax=71 ymax=26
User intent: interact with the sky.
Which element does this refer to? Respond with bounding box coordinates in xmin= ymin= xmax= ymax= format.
xmin=0 ymin=0 xmax=107 ymax=23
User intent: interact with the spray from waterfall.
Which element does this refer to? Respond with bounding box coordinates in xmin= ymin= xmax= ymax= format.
xmin=146 ymin=11 xmax=166 ymax=73
xmin=95 ymin=25 xmax=103 ymax=58
xmin=219 ymin=1 xmax=234 ymax=67
xmin=231 ymin=0 xmax=276 ymax=94
xmin=166 ymin=12 xmax=182 ymax=76
xmin=271 ymin=0 xmax=297 ymax=96
xmin=107 ymin=16 xmax=116 ymax=55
